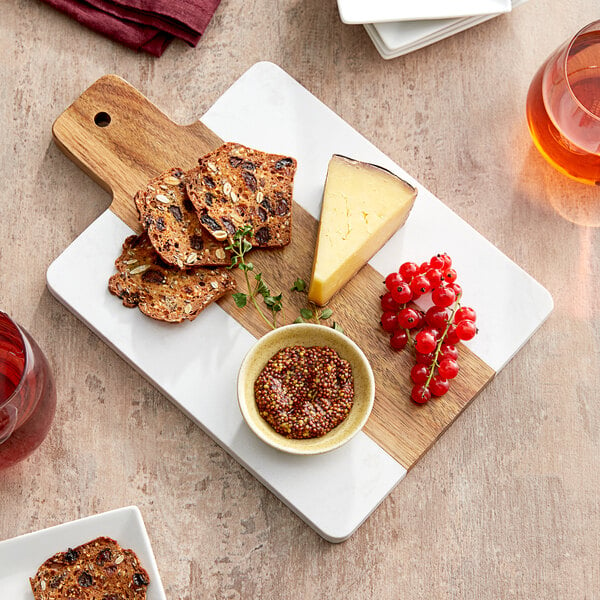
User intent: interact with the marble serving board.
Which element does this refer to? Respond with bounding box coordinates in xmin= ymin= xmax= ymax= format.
xmin=47 ymin=62 xmax=553 ymax=542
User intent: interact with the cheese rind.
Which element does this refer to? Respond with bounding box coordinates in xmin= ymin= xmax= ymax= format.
xmin=308 ymin=155 xmax=417 ymax=306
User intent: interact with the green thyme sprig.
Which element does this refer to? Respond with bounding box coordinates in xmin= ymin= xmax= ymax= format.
xmin=226 ymin=227 xmax=342 ymax=332
xmin=290 ymin=278 xmax=343 ymax=332
xmin=226 ymin=225 xmax=284 ymax=330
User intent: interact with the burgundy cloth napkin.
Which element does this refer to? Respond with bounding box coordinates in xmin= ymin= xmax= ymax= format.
xmin=41 ymin=0 xmax=222 ymax=56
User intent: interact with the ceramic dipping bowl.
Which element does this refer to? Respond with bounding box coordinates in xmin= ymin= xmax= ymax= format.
xmin=237 ymin=323 xmax=375 ymax=455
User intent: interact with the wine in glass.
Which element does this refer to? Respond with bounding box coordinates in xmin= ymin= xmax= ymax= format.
xmin=526 ymin=21 xmax=600 ymax=185
xmin=0 ymin=312 xmax=56 ymax=470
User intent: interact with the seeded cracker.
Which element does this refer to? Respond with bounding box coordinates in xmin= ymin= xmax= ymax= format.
xmin=186 ymin=142 xmax=297 ymax=248
xmin=29 ymin=536 xmax=150 ymax=600
xmin=134 ymin=167 xmax=231 ymax=268
xmin=108 ymin=233 xmax=235 ymax=323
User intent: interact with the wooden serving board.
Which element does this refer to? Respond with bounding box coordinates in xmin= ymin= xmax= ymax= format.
xmin=48 ymin=63 xmax=552 ymax=541
xmin=52 ymin=74 xmax=494 ymax=471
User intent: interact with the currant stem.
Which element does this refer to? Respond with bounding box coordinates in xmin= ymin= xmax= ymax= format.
xmin=400 ymin=302 xmax=416 ymax=350
xmin=423 ymin=292 xmax=463 ymax=391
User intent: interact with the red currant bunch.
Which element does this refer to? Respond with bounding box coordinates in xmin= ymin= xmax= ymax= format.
xmin=379 ymin=253 xmax=478 ymax=404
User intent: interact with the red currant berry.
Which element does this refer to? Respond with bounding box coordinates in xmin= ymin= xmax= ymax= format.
xmin=455 ymin=320 xmax=477 ymax=341
xmin=446 ymin=326 xmax=461 ymax=345
xmin=411 ymin=384 xmax=431 ymax=404
xmin=413 ymin=310 xmax=426 ymax=329
xmin=399 ymin=261 xmax=419 ymax=281
xmin=438 ymin=358 xmax=459 ymax=379
xmin=397 ymin=307 xmax=419 ymax=329
xmin=456 ymin=306 xmax=477 ymax=323
xmin=443 ymin=268 xmax=458 ymax=283
xmin=380 ymin=292 xmax=400 ymax=312
xmin=439 ymin=253 xmax=452 ymax=269
xmin=432 ymin=285 xmax=456 ymax=308
xmin=390 ymin=281 xmax=412 ymax=304
xmin=429 ymin=255 xmax=445 ymax=270
xmin=425 ymin=306 xmax=449 ymax=329
xmin=380 ymin=311 xmax=398 ymax=332
xmin=447 ymin=283 xmax=462 ymax=300
xmin=426 ymin=268 xmax=443 ymax=289
xmin=410 ymin=274 xmax=431 ymax=295
xmin=415 ymin=330 xmax=437 ymax=354
xmin=418 ymin=261 xmax=430 ymax=274
xmin=421 ymin=326 xmax=441 ymax=340
xmin=416 ymin=352 xmax=435 ymax=366
xmin=410 ymin=364 xmax=429 ymax=385
xmin=385 ymin=272 xmax=404 ymax=291
xmin=439 ymin=344 xmax=459 ymax=361
xmin=389 ymin=329 xmax=408 ymax=350
xmin=429 ymin=376 xmax=450 ymax=397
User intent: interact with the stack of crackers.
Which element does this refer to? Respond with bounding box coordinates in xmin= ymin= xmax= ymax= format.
xmin=109 ymin=142 xmax=297 ymax=323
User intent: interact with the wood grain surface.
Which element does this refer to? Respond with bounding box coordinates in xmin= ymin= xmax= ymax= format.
xmin=53 ymin=75 xmax=223 ymax=230
xmin=52 ymin=74 xmax=496 ymax=470
xmin=1 ymin=0 xmax=599 ymax=598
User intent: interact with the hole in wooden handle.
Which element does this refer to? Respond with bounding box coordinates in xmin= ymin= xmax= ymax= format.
xmin=94 ymin=112 xmax=111 ymax=127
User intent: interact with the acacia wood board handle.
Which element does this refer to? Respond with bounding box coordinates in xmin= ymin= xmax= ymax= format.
xmin=52 ymin=75 xmax=495 ymax=471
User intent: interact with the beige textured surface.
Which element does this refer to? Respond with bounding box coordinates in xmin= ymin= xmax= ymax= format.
xmin=0 ymin=0 xmax=599 ymax=598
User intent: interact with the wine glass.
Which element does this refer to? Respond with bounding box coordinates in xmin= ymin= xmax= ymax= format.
xmin=526 ymin=20 xmax=600 ymax=185
xmin=0 ymin=311 xmax=56 ymax=470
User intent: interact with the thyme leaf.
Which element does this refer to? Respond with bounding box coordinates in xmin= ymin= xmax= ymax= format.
xmin=291 ymin=278 xmax=307 ymax=292
xmin=232 ymin=293 xmax=248 ymax=308
xmin=227 ymin=227 xmax=342 ymax=332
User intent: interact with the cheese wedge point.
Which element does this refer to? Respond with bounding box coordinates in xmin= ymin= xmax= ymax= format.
xmin=308 ymin=155 xmax=417 ymax=306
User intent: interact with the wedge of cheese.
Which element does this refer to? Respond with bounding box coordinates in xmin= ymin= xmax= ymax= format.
xmin=308 ymin=155 xmax=417 ymax=306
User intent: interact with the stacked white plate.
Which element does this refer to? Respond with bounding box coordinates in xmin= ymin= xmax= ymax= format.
xmin=337 ymin=0 xmax=528 ymax=59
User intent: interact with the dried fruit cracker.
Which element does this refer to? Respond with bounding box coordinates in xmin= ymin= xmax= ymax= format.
xmin=134 ymin=167 xmax=231 ymax=268
xmin=29 ymin=536 xmax=150 ymax=600
xmin=186 ymin=142 xmax=297 ymax=248
xmin=108 ymin=233 xmax=235 ymax=323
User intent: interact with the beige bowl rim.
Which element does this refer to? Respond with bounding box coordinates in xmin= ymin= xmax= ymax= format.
xmin=237 ymin=323 xmax=375 ymax=455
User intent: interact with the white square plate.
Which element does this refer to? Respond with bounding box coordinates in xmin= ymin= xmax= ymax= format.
xmin=365 ymin=0 xmax=528 ymax=59
xmin=337 ymin=0 xmax=511 ymax=25
xmin=0 ymin=506 xmax=166 ymax=599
